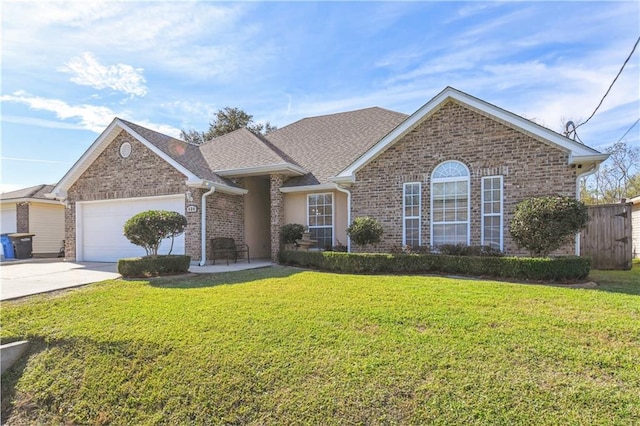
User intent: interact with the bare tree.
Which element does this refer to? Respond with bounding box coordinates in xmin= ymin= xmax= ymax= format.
xmin=581 ymin=140 xmax=640 ymax=204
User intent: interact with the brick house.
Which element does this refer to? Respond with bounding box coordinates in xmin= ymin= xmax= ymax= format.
xmin=48 ymin=87 xmax=607 ymax=263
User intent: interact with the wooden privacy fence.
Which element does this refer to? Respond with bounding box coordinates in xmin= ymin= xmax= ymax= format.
xmin=580 ymin=203 xmax=632 ymax=270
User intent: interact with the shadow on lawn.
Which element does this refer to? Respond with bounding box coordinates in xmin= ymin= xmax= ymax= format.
xmin=589 ymin=283 xmax=640 ymax=297
xmin=0 ymin=335 xmax=169 ymax=423
xmin=149 ymin=265 xmax=306 ymax=289
xmin=586 ymin=264 xmax=640 ymax=296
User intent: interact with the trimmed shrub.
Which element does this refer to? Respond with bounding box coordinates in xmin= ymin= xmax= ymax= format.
xmin=118 ymin=255 xmax=191 ymax=278
xmin=347 ymin=216 xmax=383 ymax=248
xmin=510 ymin=196 xmax=589 ymax=257
xmin=437 ymin=244 xmax=503 ymax=257
xmin=280 ymin=251 xmax=590 ymax=281
xmin=123 ymin=210 xmax=188 ymax=256
xmin=280 ymin=223 xmax=305 ymax=247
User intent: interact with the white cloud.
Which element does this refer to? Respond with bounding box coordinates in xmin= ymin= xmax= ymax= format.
xmin=0 ymin=91 xmax=181 ymax=137
xmin=1 ymin=91 xmax=116 ymax=132
xmin=1 ymin=115 xmax=85 ymax=130
xmin=133 ymin=120 xmax=182 ymax=139
xmin=1 ymin=157 xmax=72 ymax=165
xmin=60 ymin=52 xmax=147 ymax=97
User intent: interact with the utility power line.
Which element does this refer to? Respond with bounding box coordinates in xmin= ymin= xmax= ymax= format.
xmin=575 ymin=36 xmax=640 ymax=130
xmin=615 ymin=118 xmax=640 ymax=144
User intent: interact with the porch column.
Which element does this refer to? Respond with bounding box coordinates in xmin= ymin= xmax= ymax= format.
xmin=16 ymin=202 xmax=29 ymax=233
xmin=185 ymin=188 xmax=203 ymax=263
xmin=270 ymin=174 xmax=285 ymax=262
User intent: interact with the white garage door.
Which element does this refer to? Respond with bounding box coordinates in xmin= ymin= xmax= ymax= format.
xmin=1 ymin=204 xmax=17 ymax=234
xmin=78 ymin=195 xmax=185 ymax=262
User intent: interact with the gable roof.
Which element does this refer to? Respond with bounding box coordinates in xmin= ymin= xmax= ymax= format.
xmin=0 ymin=184 xmax=61 ymax=204
xmin=266 ymin=107 xmax=408 ymax=187
xmin=118 ymin=119 xmax=230 ymax=185
xmin=50 ymin=118 xmax=247 ymax=199
xmin=199 ymin=128 xmax=306 ymax=177
xmin=335 ymin=87 xmax=609 ymax=181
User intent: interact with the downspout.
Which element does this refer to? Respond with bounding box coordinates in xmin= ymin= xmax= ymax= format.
xmin=334 ymin=184 xmax=352 ymax=252
xmin=199 ymin=186 xmax=216 ymax=266
xmin=575 ymin=164 xmax=598 ymax=256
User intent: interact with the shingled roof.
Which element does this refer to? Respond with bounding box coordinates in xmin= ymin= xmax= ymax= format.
xmin=266 ymin=107 xmax=408 ymax=186
xmin=120 ymin=107 xmax=407 ymax=188
xmin=199 ymin=128 xmax=304 ymax=175
xmin=119 ymin=119 xmax=235 ymax=187
xmin=1 ymin=184 xmax=57 ymax=201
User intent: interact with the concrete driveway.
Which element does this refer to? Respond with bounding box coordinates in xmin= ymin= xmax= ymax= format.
xmin=1 ymin=259 xmax=121 ymax=300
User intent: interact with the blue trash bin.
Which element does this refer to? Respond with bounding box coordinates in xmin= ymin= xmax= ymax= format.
xmin=1 ymin=234 xmax=15 ymax=260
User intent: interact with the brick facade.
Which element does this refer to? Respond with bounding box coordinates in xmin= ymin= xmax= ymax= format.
xmin=64 ymin=130 xmax=248 ymax=263
xmin=352 ymin=101 xmax=577 ymax=255
xmin=16 ymin=203 xmax=29 ymax=233
xmin=65 ymin=131 xmax=190 ymax=260
xmin=205 ymin=191 xmax=245 ymax=262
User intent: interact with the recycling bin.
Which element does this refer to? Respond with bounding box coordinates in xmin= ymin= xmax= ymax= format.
xmin=1 ymin=234 xmax=15 ymax=260
xmin=9 ymin=233 xmax=35 ymax=259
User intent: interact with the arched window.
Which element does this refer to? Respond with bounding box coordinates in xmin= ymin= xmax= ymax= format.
xmin=431 ymin=161 xmax=470 ymax=247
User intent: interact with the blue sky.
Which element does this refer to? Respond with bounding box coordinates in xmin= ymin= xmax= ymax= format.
xmin=1 ymin=1 xmax=639 ymax=193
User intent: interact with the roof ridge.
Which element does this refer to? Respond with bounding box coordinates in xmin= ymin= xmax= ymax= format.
xmin=27 ymin=184 xmax=46 ymax=198
xmin=253 ymin=132 xmax=304 ymax=168
xmin=296 ymin=106 xmax=405 ymax=122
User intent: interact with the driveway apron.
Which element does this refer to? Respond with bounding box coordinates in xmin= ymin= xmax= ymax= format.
xmin=1 ymin=260 xmax=120 ymax=300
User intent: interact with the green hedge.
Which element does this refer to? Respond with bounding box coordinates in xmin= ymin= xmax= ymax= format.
xmin=117 ymin=255 xmax=191 ymax=278
xmin=279 ymin=251 xmax=591 ymax=281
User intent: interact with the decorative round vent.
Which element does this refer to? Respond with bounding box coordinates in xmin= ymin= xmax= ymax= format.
xmin=119 ymin=142 xmax=132 ymax=158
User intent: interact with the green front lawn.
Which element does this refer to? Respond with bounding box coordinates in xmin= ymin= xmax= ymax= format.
xmin=2 ymin=265 xmax=639 ymax=425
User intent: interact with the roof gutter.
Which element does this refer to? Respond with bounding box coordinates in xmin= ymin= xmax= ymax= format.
xmin=0 ymin=198 xmax=64 ymax=206
xmin=279 ymin=183 xmax=336 ymax=193
xmin=569 ymin=153 xmax=610 ymax=165
xmin=199 ymin=185 xmax=216 ymax=266
xmin=215 ymin=163 xmax=307 ymax=178
xmin=186 ymin=179 xmax=248 ymax=195
xmin=334 ymin=183 xmax=352 ymax=252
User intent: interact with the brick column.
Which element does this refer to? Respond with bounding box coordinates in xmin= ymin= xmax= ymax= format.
xmin=64 ymin=202 xmax=75 ymax=260
xmin=16 ymin=203 xmax=29 ymax=233
xmin=270 ymin=174 xmax=285 ymax=261
xmin=185 ymin=188 xmax=203 ymax=264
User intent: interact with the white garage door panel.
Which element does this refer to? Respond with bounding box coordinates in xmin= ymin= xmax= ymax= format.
xmin=1 ymin=204 xmax=17 ymax=234
xmin=80 ymin=196 xmax=185 ymax=262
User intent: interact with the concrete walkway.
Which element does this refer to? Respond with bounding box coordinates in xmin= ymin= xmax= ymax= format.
xmin=1 ymin=258 xmax=274 ymax=301
xmin=190 ymin=259 xmax=274 ymax=274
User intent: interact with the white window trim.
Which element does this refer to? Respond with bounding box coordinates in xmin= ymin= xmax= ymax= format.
xmin=306 ymin=192 xmax=335 ymax=249
xmin=481 ymin=175 xmax=504 ymax=251
xmin=402 ymin=182 xmax=421 ymax=247
xmin=430 ymin=161 xmax=471 ymax=247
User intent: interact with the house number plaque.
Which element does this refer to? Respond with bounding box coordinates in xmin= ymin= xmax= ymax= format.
xmin=186 ymin=205 xmax=198 ymax=213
